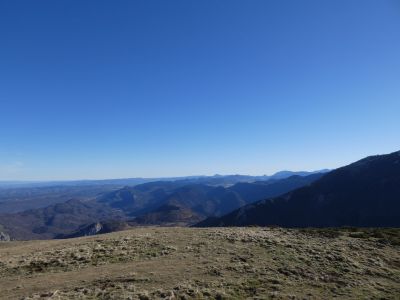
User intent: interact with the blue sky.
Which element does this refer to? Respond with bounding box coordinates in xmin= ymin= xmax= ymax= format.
xmin=1 ymin=0 xmax=399 ymax=180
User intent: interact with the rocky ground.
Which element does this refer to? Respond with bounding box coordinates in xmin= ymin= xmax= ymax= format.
xmin=0 ymin=227 xmax=399 ymax=299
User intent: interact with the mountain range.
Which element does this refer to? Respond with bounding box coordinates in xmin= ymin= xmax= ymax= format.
xmin=0 ymin=172 xmax=325 ymax=240
xmin=196 ymin=150 xmax=400 ymax=228
xmin=1 ymin=150 xmax=399 ymax=241
xmin=0 ymin=170 xmax=327 ymax=189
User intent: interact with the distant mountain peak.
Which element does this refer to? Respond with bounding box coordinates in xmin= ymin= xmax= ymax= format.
xmin=269 ymin=169 xmax=329 ymax=180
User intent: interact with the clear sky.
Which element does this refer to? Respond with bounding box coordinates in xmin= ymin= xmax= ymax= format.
xmin=1 ymin=0 xmax=399 ymax=180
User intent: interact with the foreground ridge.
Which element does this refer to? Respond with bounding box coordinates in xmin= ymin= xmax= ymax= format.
xmin=0 ymin=227 xmax=399 ymax=299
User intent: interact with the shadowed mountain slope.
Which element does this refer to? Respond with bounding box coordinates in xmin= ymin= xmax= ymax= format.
xmin=196 ymin=151 xmax=400 ymax=228
xmin=56 ymin=220 xmax=130 ymax=239
xmin=125 ymin=174 xmax=324 ymax=226
xmin=131 ymin=204 xmax=203 ymax=226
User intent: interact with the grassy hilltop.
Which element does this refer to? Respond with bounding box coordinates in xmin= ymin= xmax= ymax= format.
xmin=0 ymin=227 xmax=399 ymax=299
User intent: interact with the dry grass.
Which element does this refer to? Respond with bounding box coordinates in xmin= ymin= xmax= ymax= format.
xmin=0 ymin=227 xmax=399 ymax=299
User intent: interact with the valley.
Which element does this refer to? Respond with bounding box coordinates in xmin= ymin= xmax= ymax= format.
xmin=0 ymin=173 xmax=324 ymax=240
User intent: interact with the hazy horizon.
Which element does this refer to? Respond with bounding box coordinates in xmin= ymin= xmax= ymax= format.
xmin=1 ymin=1 xmax=399 ymax=181
xmin=0 ymin=149 xmax=398 ymax=181
xmin=0 ymin=168 xmax=333 ymax=183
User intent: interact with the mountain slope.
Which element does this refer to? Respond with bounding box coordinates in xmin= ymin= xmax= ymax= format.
xmin=230 ymin=173 xmax=324 ymax=204
xmin=132 ymin=204 xmax=203 ymax=226
xmin=56 ymin=220 xmax=130 ymax=239
xmin=0 ymin=185 xmax=123 ymax=214
xmin=0 ymin=200 xmax=124 ymax=240
xmin=130 ymin=174 xmax=323 ymax=225
xmin=196 ymin=151 xmax=400 ymax=227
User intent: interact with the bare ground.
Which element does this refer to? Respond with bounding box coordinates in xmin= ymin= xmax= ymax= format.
xmin=0 ymin=227 xmax=399 ymax=299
